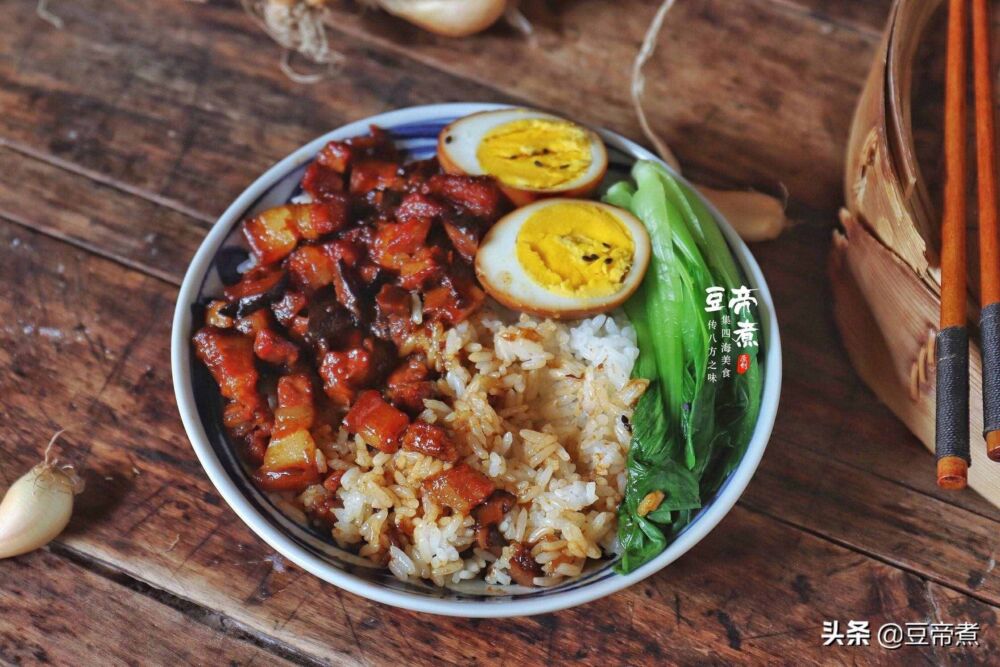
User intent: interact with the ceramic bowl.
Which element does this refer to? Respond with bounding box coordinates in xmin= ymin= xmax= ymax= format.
xmin=171 ymin=103 xmax=782 ymax=617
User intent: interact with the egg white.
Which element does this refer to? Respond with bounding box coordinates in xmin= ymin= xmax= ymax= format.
xmin=438 ymin=109 xmax=608 ymax=203
xmin=475 ymin=198 xmax=651 ymax=319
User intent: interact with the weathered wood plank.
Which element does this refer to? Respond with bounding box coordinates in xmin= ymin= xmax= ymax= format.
xmin=2 ymin=218 xmax=995 ymax=664
xmin=747 ymin=240 xmax=1000 ymax=605
xmin=746 ymin=439 xmax=1000 ymax=600
xmin=928 ymin=582 xmax=1000 ymax=660
xmin=321 ymin=0 xmax=883 ymax=206
xmin=0 ymin=0 xmax=509 ymax=220
xmin=0 ymin=147 xmax=208 ymax=283
xmin=0 ymin=0 xmax=884 ymax=214
xmin=0 ymin=549 xmax=296 ymax=666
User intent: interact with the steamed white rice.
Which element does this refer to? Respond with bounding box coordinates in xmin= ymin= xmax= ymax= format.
xmin=297 ymin=304 xmax=646 ymax=588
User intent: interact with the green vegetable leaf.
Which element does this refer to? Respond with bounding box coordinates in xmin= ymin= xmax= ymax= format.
xmin=605 ymin=161 xmax=765 ymax=574
xmin=628 ymin=381 xmax=670 ymax=464
xmin=603 ymin=180 xmax=636 ymax=209
xmin=614 ymin=512 xmax=667 ymax=574
xmin=625 ymin=458 xmax=701 ymax=519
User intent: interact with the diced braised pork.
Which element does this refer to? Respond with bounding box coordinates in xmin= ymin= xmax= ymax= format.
xmin=255 ymin=373 xmax=320 ymax=493
xmin=385 ymin=355 xmax=436 ymax=414
xmin=422 ymin=463 xmax=494 ymax=514
xmin=395 ymin=192 xmax=448 ymax=224
xmin=318 ymin=337 xmax=395 ymax=406
xmin=253 ymin=328 xmax=299 ymax=366
xmin=509 ymin=542 xmax=544 ymax=586
xmin=370 ymin=217 xmax=432 ymax=270
xmin=302 ymin=163 xmax=345 ymax=202
xmin=272 ymin=373 xmax=315 ymax=437
xmin=192 ymin=327 xmax=272 ymax=462
xmin=223 ymin=266 xmax=287 ymax=319
xmin=401 ymin=421 xmax=458 ymax=462
xmin=271 ymin=291 xmax=307 ymax=329
xmin=425 ymin=174 xmax=505 ymax=220
xmin=372 ymin=284 xmax=414 ymax=347
xmin=350 ymin=160 xmax=404 ymax=194
xmin=331 ymin=259 xmax=369 ymax=325
xmin=343 ymin=390 xmax=410 ymax=453
xmin=422 ymin=272 xmax=485 ymax=325
xmin=243 ymin=203 xmax=347 ymax=264
xmin=443 ymin=219 xmax=481 ymax=262
xmin=205 ymin=300 xmax=233 ymax=329
xmin=473 ymin=490 xmax=517 ymax=554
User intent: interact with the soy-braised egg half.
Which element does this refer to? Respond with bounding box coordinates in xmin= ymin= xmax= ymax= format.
xmin=475 ymin=198 xmax=651 ymax=319
xmin=438 ymin=109 xmax=608 ymax=206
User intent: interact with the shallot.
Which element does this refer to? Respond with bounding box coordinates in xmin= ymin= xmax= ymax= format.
xmin=0 ymin=431 xmax=83 ymax=559
xmin=374 ymin=0 xmax=508 ymax=38
xmin=696 ymin=186 xmax=789 ymax=242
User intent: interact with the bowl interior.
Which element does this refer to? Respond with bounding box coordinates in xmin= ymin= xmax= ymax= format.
xmin=172 ymin=103 xmax=781 ymax=616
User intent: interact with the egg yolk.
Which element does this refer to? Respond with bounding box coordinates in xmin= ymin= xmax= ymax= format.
xmin=476 ymin=119 xmax=592 ymax=190
xmin=515 ymin=202 xmax=634 ymax=297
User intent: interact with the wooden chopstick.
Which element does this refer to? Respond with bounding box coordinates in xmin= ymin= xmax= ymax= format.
xmin=973 ymin=0 xmax=1000 ymax=460
xmin=937 ymin=0 xmax=971 ymax=489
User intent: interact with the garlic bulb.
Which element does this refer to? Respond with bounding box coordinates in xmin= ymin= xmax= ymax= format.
xmin=0 ymin=434 xmax=83 ymax=559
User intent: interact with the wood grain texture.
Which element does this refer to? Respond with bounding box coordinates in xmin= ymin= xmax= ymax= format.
xmin=0 ymin=0 xmax=508 ymax=222
xmin=0 ymin=217 xmax=991 ymax=663
xmin=1 ymin=205 xmax=997 ymax=664
xmin=0 ymin=549 xmax=295 ymax=666
xmin=0 ymin=2 xmax=988 ymax=520
xmin=2 ymin=0 xmax=880 ymax=213
xmin=767 ymin=0 xmax=893 ymax=32
xmin=1 ymin=0 xmax=997 ymax=663
xmin=322 ymin=0 xmax=880 ymax=206
xmin=0 ymin=147 xmax=208 ymax=283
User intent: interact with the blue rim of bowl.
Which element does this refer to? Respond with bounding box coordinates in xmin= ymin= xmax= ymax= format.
xmin=171 ymin=103 xmax=782 ymax=617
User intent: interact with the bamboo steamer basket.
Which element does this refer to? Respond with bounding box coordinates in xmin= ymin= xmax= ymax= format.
xmin=831 ymin=0 xmax=1000 ymax=499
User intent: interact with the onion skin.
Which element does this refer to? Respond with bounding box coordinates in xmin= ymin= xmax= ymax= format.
xmin=0 ymin=464 xmax=77 ymax=559
xmin=376 ymin=0 xmax=508 ymax=38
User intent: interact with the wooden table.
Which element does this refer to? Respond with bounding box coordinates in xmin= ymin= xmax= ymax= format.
xmin=2 ymin=0 xmax=998 ymax=664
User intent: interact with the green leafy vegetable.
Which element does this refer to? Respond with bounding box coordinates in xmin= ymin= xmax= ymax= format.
xmin=609 ymin=161 xmax=765 ymax=574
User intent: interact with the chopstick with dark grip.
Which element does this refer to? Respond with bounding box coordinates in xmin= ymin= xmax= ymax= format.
xmin=984 ymin=305 xmax=1000 ymax=456
xmin=973 ymin=0 xmax=1000 ymax=459
xmin=937 ymin=327 xmax=971 ymax=486
xmin=937 ymin=0 xmax=970 ymax=489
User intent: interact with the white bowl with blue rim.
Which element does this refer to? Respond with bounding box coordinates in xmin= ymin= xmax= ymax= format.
xmin=171 ymin=103 xmax=782 ymax=617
